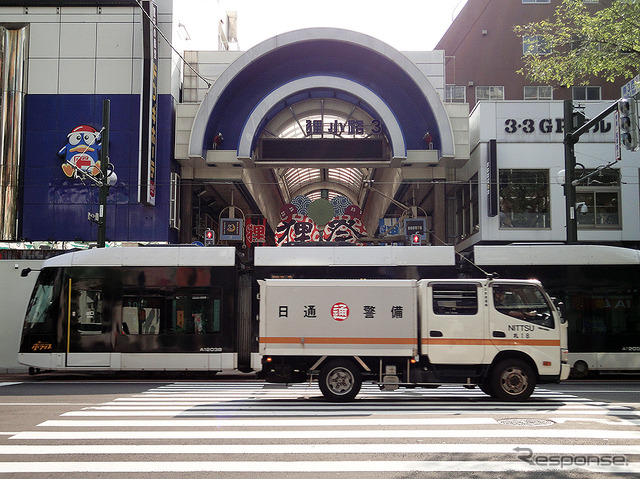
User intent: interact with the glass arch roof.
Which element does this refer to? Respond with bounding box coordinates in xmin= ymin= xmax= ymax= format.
xmin=261 ymin=98 xmax=381 ymax=204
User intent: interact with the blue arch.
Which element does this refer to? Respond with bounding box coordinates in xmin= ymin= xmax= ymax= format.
xmin=189 ymin=28 xmax=455 ymax=160
xmin=238 ymin=76 xmax=406 ymax=159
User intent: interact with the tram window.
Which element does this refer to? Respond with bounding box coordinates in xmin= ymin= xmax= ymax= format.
xmin=172 ymin=295 xmax=220 ymax=334
xmin=123 ymin=297 xmax=162 ymax=335
xmin=432 ymin=284 xmax=478 ymax=315
xmin=71 ymin=290 xmax=104 ymax=335
xmin=122 ymin=292 xmax=221 ymax=335
xmin=493 ymin=284 xmax=554 ymax=328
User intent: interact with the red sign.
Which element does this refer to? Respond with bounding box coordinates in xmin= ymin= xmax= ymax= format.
xmin=331 ymin=302 xmax=350 ymax=322
xmin=246 ymin=219 xmax=266 ymax=248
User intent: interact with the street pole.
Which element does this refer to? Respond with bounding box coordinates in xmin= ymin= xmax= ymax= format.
xmin=97 ymin=99 xmax=110 ymax=248
xmin=563 ymin=99 xmax=578 ymax=245
xmin=563 ymin=99 xmax=618 ymax=245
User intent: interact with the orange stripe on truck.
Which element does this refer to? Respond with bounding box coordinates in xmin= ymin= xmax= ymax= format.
xmin=260 ymin=337 xmax=416 ymax=345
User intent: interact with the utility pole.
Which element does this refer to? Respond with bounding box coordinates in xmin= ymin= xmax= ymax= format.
xmin=97 ymin=99 xmax=110 ymax=248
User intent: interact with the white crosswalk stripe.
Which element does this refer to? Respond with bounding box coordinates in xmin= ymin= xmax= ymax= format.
xmin=2 ymin=381 xmax=639 ymax=475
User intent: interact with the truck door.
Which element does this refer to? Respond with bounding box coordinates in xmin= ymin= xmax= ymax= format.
xmin=489 ymin=282 xmax=560 ymax=369
xmin=420 ymin=281 xmax=486 ymax=365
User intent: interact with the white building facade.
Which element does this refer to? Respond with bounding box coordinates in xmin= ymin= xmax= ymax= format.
xmin=456 ymin=100 xmax=640 ymax=252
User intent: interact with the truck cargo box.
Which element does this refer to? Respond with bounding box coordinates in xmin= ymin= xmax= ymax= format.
xmin=259 ymin=279 xmax=418 ymax=357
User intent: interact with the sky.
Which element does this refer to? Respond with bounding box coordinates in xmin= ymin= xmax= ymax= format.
xmin=173 ymin=0 xmax=468 ymax=52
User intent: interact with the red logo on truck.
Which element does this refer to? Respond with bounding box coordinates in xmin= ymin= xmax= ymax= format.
xmin=331 ymin=302 xmax=350 ymax=321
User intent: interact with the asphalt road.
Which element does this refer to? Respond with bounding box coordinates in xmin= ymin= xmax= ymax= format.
xmin=0 ymin=375 xmax=638 ymax=478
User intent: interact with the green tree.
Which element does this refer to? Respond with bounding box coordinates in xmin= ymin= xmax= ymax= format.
xmin=515 ymin=0 xmax=640 ymax=87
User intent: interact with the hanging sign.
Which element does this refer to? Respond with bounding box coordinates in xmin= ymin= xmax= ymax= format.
xmin=246 ymin=218 xmax=266 ymax=248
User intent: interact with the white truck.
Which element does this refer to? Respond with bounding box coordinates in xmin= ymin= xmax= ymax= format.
xmin=259 ymin=278 xmax=570 ymax=401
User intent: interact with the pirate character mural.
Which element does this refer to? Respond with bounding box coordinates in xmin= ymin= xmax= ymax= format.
xmin=58 ymin=125 xmax=102 ymax=178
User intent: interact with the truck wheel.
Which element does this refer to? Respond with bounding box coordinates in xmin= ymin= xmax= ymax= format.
xmin=319 ymin=360 xmax=362 ymax=401
xmin=490 ymin=359 xmax=535 ymax=401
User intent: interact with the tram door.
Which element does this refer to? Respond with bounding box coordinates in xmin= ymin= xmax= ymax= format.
xmin=66 ymin=278 xmax=112 ymax=367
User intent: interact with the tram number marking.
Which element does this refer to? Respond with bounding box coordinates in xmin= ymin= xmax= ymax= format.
xmin=200 ymin=347 xmax=222 ymax=352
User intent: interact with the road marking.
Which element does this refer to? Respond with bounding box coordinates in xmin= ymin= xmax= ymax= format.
xmin=0 ymin=460 xmax=637 ymax=473
xmin=0 ymin=443 xmax=638 ymax=455
xmin=12 ymin=429 xmax=640 ymax=440
xmin=0 ymin=383 xmax=21 ymax=388
xmin=42 ymin=417 xmax=499 ymax=427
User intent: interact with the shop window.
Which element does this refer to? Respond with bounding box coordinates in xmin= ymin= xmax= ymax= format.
xmin=499 ymin=169 xmax=550 ymax=229
xmin=576 ymin=169 xmax=621 ymax=229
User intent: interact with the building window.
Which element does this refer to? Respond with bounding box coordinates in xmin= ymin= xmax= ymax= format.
xmin=445 ymin=85 xmax=466 ymax=103
xmin=524 ymin=86 xmax=553 ymax=100
xmin=499 ymin=169 xmax=550 ymax=229
xmin=476 ymin=86 xmax=504 ymax=101
xmin=576 ymin=169 xmax=620 ymax=229
xmin=523 ymin=35 xmax=551 ymax=55
xmin=573 ymin=86 xmax=601 ymax=100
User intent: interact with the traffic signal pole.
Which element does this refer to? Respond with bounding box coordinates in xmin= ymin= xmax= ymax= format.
xmin=563 ymin=100 xmax=578 ymax=245
xmin=563 ymin=99 xmax=618 ymax=245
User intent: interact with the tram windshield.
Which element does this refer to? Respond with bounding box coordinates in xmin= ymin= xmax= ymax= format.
xmin=24 ymin=270 xmax=57 ymax=329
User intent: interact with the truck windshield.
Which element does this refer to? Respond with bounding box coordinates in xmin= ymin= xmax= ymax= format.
xmin=492 ymin=283 xmax=554 ymax=328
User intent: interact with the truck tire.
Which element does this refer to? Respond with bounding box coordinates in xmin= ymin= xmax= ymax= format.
xmin=319 ymin=360 xmax=362 ymax=401
xmin=490 ymin=359 xmax=535 ymax=401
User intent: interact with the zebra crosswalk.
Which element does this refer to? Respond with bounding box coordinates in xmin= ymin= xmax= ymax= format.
xmin=1 ymin=381 xmax=639 ymax=476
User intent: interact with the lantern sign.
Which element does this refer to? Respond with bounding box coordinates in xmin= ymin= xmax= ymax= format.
xmin=275 ymin=214 xmax=320 ymax=246
xmin=323 ymin=205 xmax=367 ymax=244
xmin=246 ymin=218 xmax=266 ymax=248
xmin=323 ymin=216 xmax=367 ymax=243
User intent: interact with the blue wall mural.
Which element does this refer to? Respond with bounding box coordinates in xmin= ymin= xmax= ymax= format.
xmin=21 ymin=94 xmax=176 ymax=244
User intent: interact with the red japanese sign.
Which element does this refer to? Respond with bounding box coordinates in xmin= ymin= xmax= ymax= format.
xmin=331 ymin=302 xmax=350 ymax=322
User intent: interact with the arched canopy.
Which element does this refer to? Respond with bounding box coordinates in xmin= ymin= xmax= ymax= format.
xmin=189 ymin=28 xmax=455 ymax=161
xmin=239 ymin=76 xmax=405 ymax=159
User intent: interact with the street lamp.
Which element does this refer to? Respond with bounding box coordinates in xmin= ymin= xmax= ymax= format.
xmin=66 ymin=100 xmax=115 ymax=248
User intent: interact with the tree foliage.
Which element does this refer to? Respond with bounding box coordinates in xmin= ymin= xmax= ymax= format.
xmin=515 ymin=0 xmax=640 ymax=87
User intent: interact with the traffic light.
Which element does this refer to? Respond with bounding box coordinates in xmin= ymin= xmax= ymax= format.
xmin=204 ymin=228 xmax=215 ymax=246
xmin=618 ymin=98 xmax=639 ymax=151
xmin=411 ymin=233 xmax=421 ymax=246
